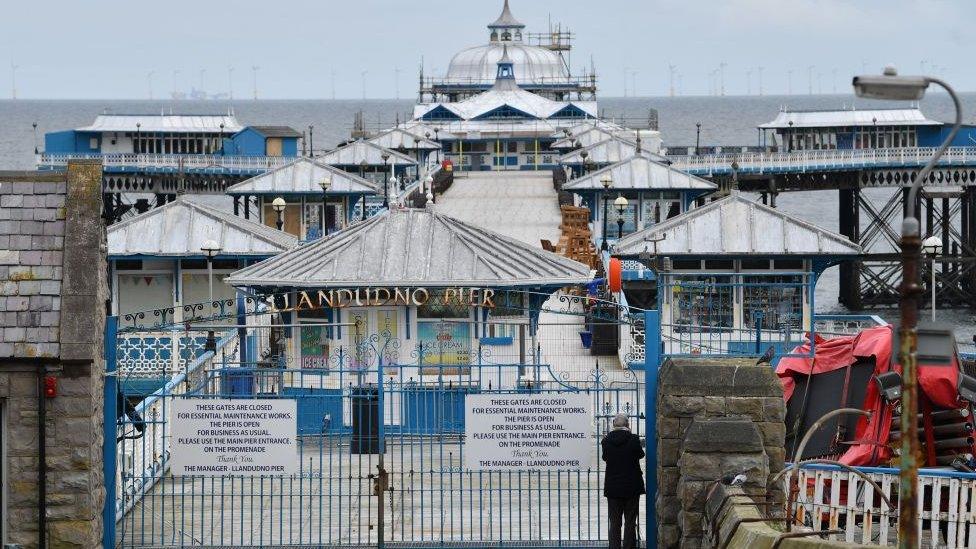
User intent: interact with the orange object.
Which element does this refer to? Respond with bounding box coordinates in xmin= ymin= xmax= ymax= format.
xmin=441 ymin=159 xmax=453 ymax=172
xmin=608 ymin=258 xmax=622 ymax=293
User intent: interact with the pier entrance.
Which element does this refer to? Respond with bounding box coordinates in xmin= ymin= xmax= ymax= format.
xmin=108 ymin=290 xmax=651 ymax=548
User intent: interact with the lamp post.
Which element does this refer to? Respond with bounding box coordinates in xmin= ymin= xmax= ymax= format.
xmin=922 ymin=235 xmax=942 ymax=322
xmin=32 ymin=122 xmax=37 ymax=154
xmin=381 ymin=152 xmax=391 ymax=208
xmin=600 ymin=175 xmax=612 ymax=251
xmin=852 ymin=65 xmax=962 ymax=549
xmin=695 ymin=122 xmax=701 ymax=156
xmin=219 ymin=123 xmax=225 ymax=156
xmin=136 ymin=123 xmax=141 ymax=154
xmin=359 ymin=159 xmax=369 ymax=220
xmin=318 ymin=177 xmax=332 ymax=237
xmin=271 ymin=197 xmax=287 ymax=231
xmin=308 ymin=125 xmax=314 ymax=158
xmin=614 ymin=195 xmax=629 ymax=239
xmin=200 ymin=239 xmax=222 ymax=306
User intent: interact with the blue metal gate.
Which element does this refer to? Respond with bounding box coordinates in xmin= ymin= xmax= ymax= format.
xmin=105 ymin=298 xmax=654 ymax=547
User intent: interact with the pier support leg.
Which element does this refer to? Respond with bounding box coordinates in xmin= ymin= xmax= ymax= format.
xmin=838 ymin=185 xmax=862 ymax=310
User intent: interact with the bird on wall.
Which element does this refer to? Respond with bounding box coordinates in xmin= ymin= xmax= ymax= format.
xmin=756 ymin=346 xmax=775 ymax=366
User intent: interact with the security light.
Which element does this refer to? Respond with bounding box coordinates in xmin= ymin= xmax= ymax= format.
xmin=852 ymin=66 xmax=929 ymax=101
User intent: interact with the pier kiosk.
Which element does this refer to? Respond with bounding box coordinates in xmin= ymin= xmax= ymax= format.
xmin=225 ymin=157 xmax=380 ymax=240
xmin=561 ymin=154 xmax=717 ymax=245
xmin=225 ymin=205 xmax=592 ymax=434
xmin=366 ymin=128 xmax=443 ymax=165
xmin=612 ymin=192 xmax=861 ymax=361
xmin=757 ymin=107 xmax=976 ymax=151
xmin=106 ymin=198 xmax=297 ymax=392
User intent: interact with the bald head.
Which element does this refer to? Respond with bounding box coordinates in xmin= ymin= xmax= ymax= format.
xmin=612 ymin=412 xmax=629 ymax=430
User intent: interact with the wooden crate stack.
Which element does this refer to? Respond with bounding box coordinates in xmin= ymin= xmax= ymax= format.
xmin=541 ymin=205 xmax=599 ymax=270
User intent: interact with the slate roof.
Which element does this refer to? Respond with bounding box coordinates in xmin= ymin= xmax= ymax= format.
xmin=107 ymin=198 xmax=297 ymax=258
xmin=225 ymin=158 xmax=380 ymax=196
xmin=368 ymin=128 xmax=443 ymax=151
xmin=562 ymin=156 xmax=716 ymax=193
xmin=551 ymin=126 xmax=620 ymax=149
xmin=614 ymin=193 xmax=862 ymax=257
xmin=559 ymin=137 xmax=666 ymax=165
xmin=316 ymin=140 xmax=417 ymax=167
xmin=759 ymin=108 xmax=941 ymax=129
xmin=226 ymin=207 xmax=593 ymax=288
xmin=77 ymin=114 xmax=243 ymax=133
xmin=247 ymin=126 xmax=303 ymax=138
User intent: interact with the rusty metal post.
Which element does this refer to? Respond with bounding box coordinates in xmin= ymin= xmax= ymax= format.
xmin=898 ymin=218 xmax=922 ymax=549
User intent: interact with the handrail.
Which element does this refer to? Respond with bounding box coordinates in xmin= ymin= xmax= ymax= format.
xmin=664 ymin=146 xmax=976 ymax=174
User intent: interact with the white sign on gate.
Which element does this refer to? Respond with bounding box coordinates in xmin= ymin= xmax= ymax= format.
xmin=170 ymin=398 xmax=297 ymax=476
xmin=464 ymin=393 xmax=592 ymax=471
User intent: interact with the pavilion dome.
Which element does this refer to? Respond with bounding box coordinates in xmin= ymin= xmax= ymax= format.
xmin=444 ymin=42 xmax=570 ymax=86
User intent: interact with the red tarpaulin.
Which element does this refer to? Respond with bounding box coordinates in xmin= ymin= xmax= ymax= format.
xmin=777 ymin=325 xmax=961 ymax=466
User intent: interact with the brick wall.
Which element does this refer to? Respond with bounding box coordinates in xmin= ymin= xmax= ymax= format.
xmin=0 ymin=161 xmax=107 ymax=548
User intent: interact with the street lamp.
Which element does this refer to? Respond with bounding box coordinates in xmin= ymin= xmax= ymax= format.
xmin=308 ymin=125 xmax=314 ymax=157
xmin=32 ymin=122 xmax=37 ymax=154
xmin=922 ymin=235 xmax=942 ymax=322
xmin=318 ymin=177 xmax=332 ymax=237
xmin=219 ymin=123 xmax=225 ymax=156
xmin=200 ymin=239 xmax=222 ymax=305
xmin=614 ymin=194 xmax=629 ymax=239
xmin=425 ymin=174 xmax=435 ymax=205
xmin=389 ymin=174 xmax=399 ymax=206
xmin=600 ymin=174 xmax=612 ymax=251
xmin=695 ymin=122 xmax=702 ymax=156
xmin=851 ymin=65 xmax=962 ymax=549
xmin=381 ymin=152 xmax=391 ymax=208
xmin=136 ymin=122 xmax=142 ymax=154
xmin=271 ymin=197 xmax=287 ymax=231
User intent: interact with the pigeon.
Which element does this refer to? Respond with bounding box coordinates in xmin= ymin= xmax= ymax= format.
xmin=721 ymin=472 xmax=748 ymax=486
xmin=756 ymin=346 xmax=776 ymax=366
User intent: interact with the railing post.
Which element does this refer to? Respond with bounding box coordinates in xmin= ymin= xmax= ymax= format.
xmin=644 ymin=309 xmax=660 ymax=548
xmin=102 ymin=316 xmax=119 ymax=549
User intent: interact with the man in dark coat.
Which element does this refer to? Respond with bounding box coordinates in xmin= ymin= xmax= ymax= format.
xmin=602 ymin=412 xmax=644 ymax=549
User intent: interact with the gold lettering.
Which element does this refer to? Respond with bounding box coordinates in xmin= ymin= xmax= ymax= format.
xmin=482 ymin=288 xmax=496 ymax=308
xmin=317 ymin=290 xmax=335 ymax=308
xmin=337 ymin=289 xmax=354 ymax=308
xmin=411 ymin=288 xmax=430 ymax=306
xmin=468 ymin=288 xmax=480 ymax=306
xmin=297 ymin=291 xmax=315 ymax=311
xmin=444 ymin=288 xmax=458 ymax=305
xmin=375 ymin=288 xmax=391 ymax=306
xmin=394 ymin=287 xmax=410 ymax=306
xmin=354 ymin=288 xmax=365 ymax=306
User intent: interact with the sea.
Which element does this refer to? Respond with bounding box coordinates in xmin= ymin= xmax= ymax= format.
xmin=1 ymin=94 xmax=974 ymax=348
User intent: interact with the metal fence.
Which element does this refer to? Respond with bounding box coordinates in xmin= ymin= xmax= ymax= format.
xmin=109 ymin=301 xmax=652 ymax=548
xmin=788 ymin=462 xmax=976 ymax=547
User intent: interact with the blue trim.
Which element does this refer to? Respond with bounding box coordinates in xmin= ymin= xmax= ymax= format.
xmin=102 ymin=316 xmax=119 ymax=548
xmin=643 ymin=309 xmax=658 ymax=548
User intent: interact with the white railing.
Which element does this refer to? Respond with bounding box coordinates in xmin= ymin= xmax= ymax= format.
xmin=38 ymin=152 xmax=293 ymax=172
xmin=667 ymin=146 xmax=976 ymax=175
xmin=789 ymin=463 xmax=976 ymax=547
xmin=116 ymin=332 xmax=239 ymax=521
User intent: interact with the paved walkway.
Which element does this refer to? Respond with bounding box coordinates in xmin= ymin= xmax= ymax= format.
xmin=437 ymin=171 xmax=562 ymax=248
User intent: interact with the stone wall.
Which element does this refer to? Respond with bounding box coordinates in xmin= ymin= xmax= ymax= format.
xmin=703 ymin=483 xmax=873 ymax=548
xmin=0 ymin=161 xmax=107 ymax=548
xmin=655 ymin=357 xmax=786 ymax=548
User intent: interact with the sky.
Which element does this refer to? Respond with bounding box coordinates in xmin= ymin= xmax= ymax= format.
xmin=1 ymin=0 xmax=973 ymax=99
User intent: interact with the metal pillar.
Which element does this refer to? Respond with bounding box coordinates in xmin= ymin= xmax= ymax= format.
xmin=837 ymin=185 xmax=862 ymax=309
xmin=102 ymin=316 xmax=119 ymax=549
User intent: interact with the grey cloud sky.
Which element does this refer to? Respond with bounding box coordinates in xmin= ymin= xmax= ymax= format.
xmin=1 ymin=0 xmax=971 ymax=99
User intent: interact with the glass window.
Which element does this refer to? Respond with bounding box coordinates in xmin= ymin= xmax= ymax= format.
xmin=670 ymin=275 xmax=734 ymax=330
xmin=741 ymin=274 xmax=803 ymax=330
